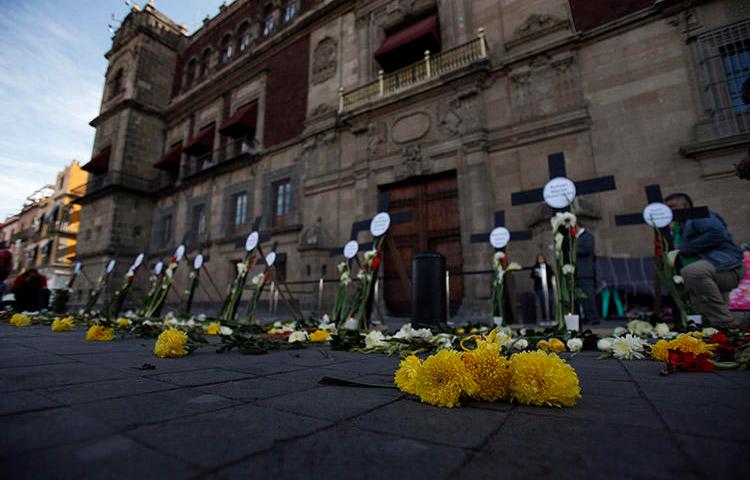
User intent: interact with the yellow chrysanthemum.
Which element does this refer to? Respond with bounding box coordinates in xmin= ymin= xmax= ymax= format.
xmin=414 ymin=350 xmax=477 ymax=408
xmin=509 ymin=350 xmax=581 ymax=408
xmin=10 ymin=313 xmax=31 ymax=327
xmin=116 ymin=317 xmax=132 ymax=329
xmin=461 ymin=340 xmax=511 ymax=402
xmin=309 ymin=329 xmax=331 ymax=342
xmin=667 ymin=333 xmax=714 ymax=356
xmin=205 ymin=322 xmax=221 ymax=335
xmin=394 ymin=355 xmax=422 ymax=395
xmin=650 ymin=339 xmax=670 ymax=361
xmin=536 ymin=339 xmax=549 ymax=351
xmin=548 ymin=338 xmax=565 ymax=353
xmin=153 ymin=328 xmax=188 ymax=358
xmin=51 ymin=317 xmax=75 ymax=332
xmin=85 ymin=325 xmax=114 ymax=341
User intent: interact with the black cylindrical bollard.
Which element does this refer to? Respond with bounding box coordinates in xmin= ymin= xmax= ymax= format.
xmin=412 ymin=251 xmax=447 ymax=328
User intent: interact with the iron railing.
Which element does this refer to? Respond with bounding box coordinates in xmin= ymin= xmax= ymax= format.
xmin=181 ymin=138 xmax=255 ymax=179
xmin=339 ymin=28 xmax=490 ymax=112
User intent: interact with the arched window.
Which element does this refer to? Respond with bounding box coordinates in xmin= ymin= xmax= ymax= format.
xmin=109 ymin=68 xmax=124 ymax=99
xmin=200 ymin=48 xmax=212 ymax=78
xmin=284 ymin=1 xmax=298 ymax=23
xmin=184 ymin=59 xmax=197 ymax=90
xmin=220 ymin=34 xmax=233 ymax=64
xmin=238 ymin=22 xmax=252 ymax=52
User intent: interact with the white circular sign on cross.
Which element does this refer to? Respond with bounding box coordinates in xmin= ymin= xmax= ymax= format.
xmin=73 ymin=262 xmax=82 ymax=274
xmin=106 ymin=259 xmax=116 ymax=273
xmin=265 ymin=251 xmax=277 ymax=267
xmin=154 ymin=261 xmax=164 ymax=275
xmin=174 ymin=245 xmax=186 ymax=262
xmin=132 ymin=253 xmax=145 ymax=269
xmin=193 ymin=254 xmax=204 ymax=270
xmin=343 ymin=240 xmax=359 ymax=259
xmin=370 ymin=212 xmax=391 ymax=237
xmin=489 ymin=227 xmax=511 ymax=249
xmin=642 ymin=202 xmax=674 ymax=228
xmin=543 ymin=177 xmax=577 ymax=209
xmin=245 ymin=232 xmax=259 ymax=252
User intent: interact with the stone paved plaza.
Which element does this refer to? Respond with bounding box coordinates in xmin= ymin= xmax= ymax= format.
xmin=1 ymin=324 xmax=749 ymax=479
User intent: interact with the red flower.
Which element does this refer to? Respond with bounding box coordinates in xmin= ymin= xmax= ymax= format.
xmin=371 ymin=250 xmax=382 ymax=271
xmin=570 ymin=226 xmax=577 ymax=238
xmin=654 ymin=237 xmax=664 ymax=257
xmin=666 ymin=350 xmax=715 ymax=373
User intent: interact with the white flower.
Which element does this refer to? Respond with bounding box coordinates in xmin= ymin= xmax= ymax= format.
xmin=394 ymin=323 xmax=415 ymax=340
xmin=507 ymin=262 xmax=522 ymax=271
xmin=273 ymin=321 xmax=283 ymax=328
xmin=186 ymin=318 xmax=196 ymax=327
xmin=251 ymin=273 xmax=265 ymax=287
xmin=627 ymin=320 xmax=653 ymax=337
xmin=236 ymin=262 xmax=248 ymax=276
xmin=667 ymin=250 xmax=679 ymax=268
xmin=567 ymin=338 xmax=583 ymax=352
xmin=219 ymin=326 xmax=233 ymax=336
xmin=613 ymin=327 xmax=627 ymax=337
xmin=318 ymin=321 xmax=336 ymax=332
xmin=363 ymin=330 xmax=387 ymax=349
xmin=673 ymin=275 xmax=684 ymax=285
xmin=288 ymin=331 xmax=308 ymax=343
xmin=493 ymin=251 xmax=506 ymax=267
xmin=495 ymin=270 xmax=505 ymax=284
xmin=654 ymin=323 xmax=671 ymax=338
xmin=432 ymin=333 xmax=454 ymax=351
xmin=337 ymin=262 xmax=348 ymax=274
xmin=611 ymin=334 xmax=646 ymax=360
xmin=562 ymin=264 xmax=575 ymax=275
xmin=597 ymin=337 xmax=614 ymax=352
xmin=551 ymin=212 xmax=577 ymax=230
xmin=340 ymin=271 xmax=351 ymax=286
xmin=701 ymin=327 xmax=719 ymax=337
xmin=512 ymin=338 xmax=529 ymax=350
xmin=554 ymin=233 xmax=564 ymax=251
xmin=342 ymin=318 xmax=358 ymax=330
xmin=363 ymin=249 xmax=377 ymax=264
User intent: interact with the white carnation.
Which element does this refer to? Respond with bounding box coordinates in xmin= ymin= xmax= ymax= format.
xmin=597 ymin=337 xmax=614 ymax=352
xmin=567 ymin=338 xmax=583 ymax=352
xmin=654 ymin=323 xmax=671 ymax=338
xmin=611 ymin=334 xmax=646 ymax=360
xmin=562 ymin=264 xmax=575 ymax=275
xmin=512 ymin=338 xmax=528 ymax=350
xmin=363 ymin=330 xmax=387 ymax=349
xmin=613 ymin=326 xmax=627 ymax=337
xmin=701 ymin=327 xmax=718 ymax=337
xmin=288 ymin=331 xmax=308 ymax=343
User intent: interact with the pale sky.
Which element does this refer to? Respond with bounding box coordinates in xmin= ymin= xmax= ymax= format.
xmin=0 ymin=0 xmax=226 ymax=220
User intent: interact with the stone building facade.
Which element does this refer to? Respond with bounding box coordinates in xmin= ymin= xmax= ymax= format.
xmin=75 ymin=0 xmax=750 ymax=317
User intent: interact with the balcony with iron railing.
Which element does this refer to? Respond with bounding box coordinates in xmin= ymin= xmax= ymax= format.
xmin=181 ymin=138 xmax=256 ymax=179
xmin=339 ymin=28 xmax=490 ymax=113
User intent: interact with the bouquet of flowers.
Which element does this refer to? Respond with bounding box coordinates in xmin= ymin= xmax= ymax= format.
xmin=220 ymin=253 xmax=256 ymax=323
xmin=351 ymin=245 xmax=382 ymax=330
xmin=82 ymin=261 xmax=115 ymax=315
xmin=109 ymin=266 xmax=139 ymax=318
xmin=654 ymin=227 xmax=694 ymax=328
xmin=141 ymin=255 xmax=181 ymax=318
xmin=243 ymin=271 xmax=271 ymax=323
xmin=550 ymin=212 xmax=582 ymax=329
xmin=490 ymin=252 xmax=521 ymax=323
xmin=332 ymin=261 xmax=352 ymax=325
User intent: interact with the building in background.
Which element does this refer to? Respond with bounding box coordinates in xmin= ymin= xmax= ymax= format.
xmin=0 ymin=160 xmax=86 ymax=290
xmin=73 ymin=0 xmax=749 ymax=317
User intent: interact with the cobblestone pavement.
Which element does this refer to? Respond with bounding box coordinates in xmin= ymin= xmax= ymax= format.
xmin=1 ymin=324 xmax=748 ymax=479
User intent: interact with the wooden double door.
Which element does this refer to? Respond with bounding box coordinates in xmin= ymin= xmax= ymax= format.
xmin=382 ymin=171 xmax=464 ymax=316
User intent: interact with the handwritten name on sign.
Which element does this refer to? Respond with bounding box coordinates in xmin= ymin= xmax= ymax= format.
xmin=489 ymin=227 xmax=511 ymax=249
xmin=369 ymin=212 xmax=391 ymax=237
xmin=543 ymin=177 xmax=577 ymax=209
xmin=245 ymin=232 xmax=259 ymax=252
xmin=643 ymin=202 xmax=673 ymax=228
xmin=344 ymin=240 xmax=359 ymax=259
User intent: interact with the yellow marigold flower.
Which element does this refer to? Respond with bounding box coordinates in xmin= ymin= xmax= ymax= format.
xmin=414 ymin=350 xmax=477 ymax=408
xmin=51 ymin=317 xmax=75 ymax=332
xmin=10 ymin=313 xmax=31 ymax=327
xmin=650 ymin=339 xmax=670 ymax=361
xmin=548 ymin=338 xmax=565 ymax=353
xmin=205 ymin=322 xmax=221 ymax=335
xmin=394 ymin=355 xmax=422 ymax=395
xmin=667 ymin=333 xmax=714 ymax=356
xmin=85 ymin=325 xmax=114 ymax=341
xmin=509 ymin=350 xmax=581 ymax=408
xmin=116 ymin=317 xmax=132 ymax=329
xmin=154 ymin=328 xmax=188 ymax=358
xmin=461 ymin=340 xmax=511 ymax=402
xmin=536 ymin=339 xmax=549 ymax=351
xmin=456 ymin=328 xmax=465 ymax=335
xmin=309 ymin=329 xmax=331 ymax=342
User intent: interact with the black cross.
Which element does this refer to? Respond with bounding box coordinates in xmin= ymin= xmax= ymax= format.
xmin=614 ymin=185 xmax=709 ymax=226
xmin=511 ymin=152 xmax=617 ymax=207
xmin=469 ymin=210 xmax=533 ymax=251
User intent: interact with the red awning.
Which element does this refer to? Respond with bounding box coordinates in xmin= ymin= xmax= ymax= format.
xmin=219 ymin=101 xmax=258 ymax=139
xmin=82 ymin=146 xmax=111 ymax=175
xmin=374 ymin=14 xmax=440 ymax=68
xmin=154 ymin=142 xmax=182 ymax=171
xmin=183 ymin=124 xmax=215 ymax=156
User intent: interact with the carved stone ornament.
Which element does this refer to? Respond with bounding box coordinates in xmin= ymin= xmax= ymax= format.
xmin=514 ymin=14 xmax=567 ymax=39
xmin=300 ymin=217 xmax=333 ymax=249
xmin=312 ymin=37 xmax=337 ymax=85
xmin=437 ymin=90 xmax=481 ymax=138
xmin=397 ymin=144 xmax=427 ymax=178
xmin=366 ymin=122 xmax=387 ymax=161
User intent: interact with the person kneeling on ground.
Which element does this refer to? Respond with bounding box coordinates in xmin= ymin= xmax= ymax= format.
xmin=665 ymin=193 xmax=746 ymax=327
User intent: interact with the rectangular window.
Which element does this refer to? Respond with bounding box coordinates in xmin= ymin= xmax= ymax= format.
xmin=272 ymin=179 xmax=291 ymax=226
xmin=264 ymin=17 xmax=275 ymax=36
xmin=192 ymin=204 xmax=206 ymax=238
xmin=284 ymin=1 xmax=298 ymax=23
xmin=696 ymin=20 xmax=750 ymax=137
xmin=231 ymin=192 xmax=248 ymax=227
xmin=161 ymin=214 xmax=172 ymax=246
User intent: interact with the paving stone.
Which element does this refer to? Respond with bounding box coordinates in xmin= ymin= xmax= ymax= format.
xmin=349 ymin=398 xmax=507 ymax=449
xmin=0 ymin=407 xmax=115 ymax=455
xmin=652 ymin=400 xmax=750 ymax=441
xmin=195 ymin=376 xmax=316 ymax=401
xmin=149 ymin=368 xmax=253 ymax=387
xmin=675 ymin=434 xmax=750 ymax=478
xmin=0 ymin=434 xmax=199 ymax=480
xmin=77 ymin=389 xmax=240 ymax=430
xmin=637 ymin=380 xmax=747 ymax=409
xmin=264 ymin=366 xmax=363 ymax=386
xmin=455 ymin=413 xmax=698 ymax=480
xmin=39 ymin=377 xmax=177 ymax=405
xmin=128 ymin=404 xmax=331 ymax=469
xmin=0 ymin=363 xmax=134 ymax=392
xmin=0 ymin=390 xmax=60 ymax=416
xmin=256 ymin=385 xmax=399 ymax=421
xmin=0 ymin=352 xmax=76 ymax=369
xmin=216 ymin=425 xmax=468 ymax=480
